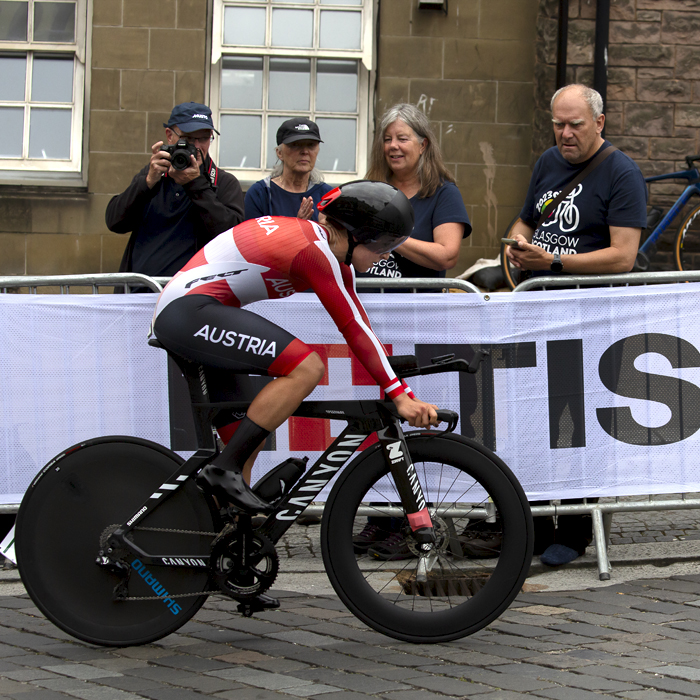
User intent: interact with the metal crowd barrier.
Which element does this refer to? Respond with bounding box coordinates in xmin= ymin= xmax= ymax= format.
xmin=5 ymin=271 xmax=696 ymax=580
xmin=513 ymin=269 xmax=700 ymax=292
xmin=0 ymin=274 xmax=160 ymax=516
xmin=0 ymin=274 xmax=478 ymax=296
xmin=514 ymin=270 xmax=700 ymax=579
xmin=152 ymin=277 xmax=481 ymax=294
xmin=0 ymin=274 xmax=473 ymax=519
xmin=0 ymin=273 xmax=163 ymax=294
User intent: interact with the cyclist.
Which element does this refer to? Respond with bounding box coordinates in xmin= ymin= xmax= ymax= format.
xmin=152 ymin=180 xmax=440 ymax=515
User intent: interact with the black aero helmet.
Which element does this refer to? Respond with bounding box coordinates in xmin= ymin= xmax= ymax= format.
xmin=317 ymin=180 xmax=414 ymax=254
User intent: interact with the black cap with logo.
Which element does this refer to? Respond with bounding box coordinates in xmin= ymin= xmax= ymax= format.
xmin=276 ymin=118 xmax=323 ymax=146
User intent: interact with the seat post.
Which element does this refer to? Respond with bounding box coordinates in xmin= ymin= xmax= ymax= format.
xmin=159 ymin=346 xmax=218 ymax=451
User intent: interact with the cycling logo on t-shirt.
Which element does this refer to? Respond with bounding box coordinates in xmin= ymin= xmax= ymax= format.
xmin=532 ymin=184 xmax=583 ymax=255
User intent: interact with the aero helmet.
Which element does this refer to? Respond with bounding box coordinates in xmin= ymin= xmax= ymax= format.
xmin=317 ymin=180 xmax=414 ymax=255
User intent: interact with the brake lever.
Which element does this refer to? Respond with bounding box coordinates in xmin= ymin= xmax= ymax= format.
xmin=435 ymin=409 xmax=458 ymax=432
xmin=411 ymin=349 xmax=490 ymax=378
xmin=468 ymin=348 xmax=490 ymax=373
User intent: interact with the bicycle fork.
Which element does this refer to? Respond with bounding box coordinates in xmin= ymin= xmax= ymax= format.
xmin=376 ymin=406 xmax=435 ymax=546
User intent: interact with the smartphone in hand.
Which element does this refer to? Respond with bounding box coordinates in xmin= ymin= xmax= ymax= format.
xmin=501 ymin=238 xmax=522 ymax=248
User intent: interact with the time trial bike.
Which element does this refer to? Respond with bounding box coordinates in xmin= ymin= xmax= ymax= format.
xmin=15 ymin=344 xmax=533 ymax=647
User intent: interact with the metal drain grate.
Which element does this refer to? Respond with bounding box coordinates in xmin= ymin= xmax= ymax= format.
xmin=396 ymin=571 xmax=490 ymax=597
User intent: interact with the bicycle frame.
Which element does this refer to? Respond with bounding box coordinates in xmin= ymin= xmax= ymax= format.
xmin=637 ymin=166 xmax=700 ymax=269
xmin=100 ymin=398 xmax=448 ymax=572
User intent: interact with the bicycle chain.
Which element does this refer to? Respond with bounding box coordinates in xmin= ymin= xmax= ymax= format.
xmin=109 ymin=525 xmax=274 ymax=603
xmin=133 ymin=526 xmax=218 ymax=536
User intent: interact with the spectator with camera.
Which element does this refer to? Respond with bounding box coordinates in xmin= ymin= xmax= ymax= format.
xmin=106 ymin=102 xmax=244 ymax=277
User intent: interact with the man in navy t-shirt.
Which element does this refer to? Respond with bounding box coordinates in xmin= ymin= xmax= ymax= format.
xmin=505 ymin=84 xmax=647 ymax=570
xmin=507 ymin=84 xmax=647 ymax=277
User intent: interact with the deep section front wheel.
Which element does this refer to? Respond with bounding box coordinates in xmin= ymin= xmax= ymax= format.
xmin=16 ymin=437 xmax=219 ymax=646
xmin=321 ymin=432 xmax=533 ymax=643
xmin=674 ymin=200 xmax=700 ymax=271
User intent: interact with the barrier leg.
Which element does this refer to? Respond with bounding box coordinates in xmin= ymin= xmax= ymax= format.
xmin=602 ymin=511 xmax=613 ymax=544
xmin=592 ymin=507 xmax=611 ymax=580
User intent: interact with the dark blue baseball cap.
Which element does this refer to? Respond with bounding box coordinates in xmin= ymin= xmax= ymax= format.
xmin=164 ymin=102 xmax=220 ymax=135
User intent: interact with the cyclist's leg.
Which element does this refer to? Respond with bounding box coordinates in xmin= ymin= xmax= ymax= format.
xmin=153 ymin=296 xmax=324 ymax=511
xmin=206 ymin=354 xmax=323 ymax=507
xmin=207 ymin=371 xmax=268 ymax=481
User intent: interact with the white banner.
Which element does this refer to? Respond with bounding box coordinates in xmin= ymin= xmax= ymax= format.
xmin=1 ymin=284 xmax=700 ymax=505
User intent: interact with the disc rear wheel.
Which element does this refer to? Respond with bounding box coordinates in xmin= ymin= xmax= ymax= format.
xmin=16 ymin=437 xmax=219 ymax=646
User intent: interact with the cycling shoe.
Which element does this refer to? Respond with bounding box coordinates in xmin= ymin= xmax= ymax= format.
xmin=196 ymin=465 xmax=272 ymax=513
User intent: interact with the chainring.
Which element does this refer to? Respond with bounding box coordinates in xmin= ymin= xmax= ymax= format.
xmin=210 ymin=526 xmax=279 ymax=601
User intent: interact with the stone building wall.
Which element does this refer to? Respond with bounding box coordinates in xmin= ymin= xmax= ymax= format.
xmin=0 ymin=0 xmax=542 ymax=278
xmin=376 ymin=0 xmax=539 ymax=273
xmin=534 ymin=0 xmax=700 ymax=268
xmin=0 ymin=0 xmax=209 ymax=278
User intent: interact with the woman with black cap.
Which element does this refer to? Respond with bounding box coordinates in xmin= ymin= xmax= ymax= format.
xmin=244 ymin=117 xmax=333 ymax=221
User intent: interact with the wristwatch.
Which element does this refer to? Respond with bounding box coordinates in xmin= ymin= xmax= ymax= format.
xmin=550 ymin=252 xmax=564 ymax=273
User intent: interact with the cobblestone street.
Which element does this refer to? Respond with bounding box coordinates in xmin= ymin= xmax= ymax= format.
xmin=1 ymin=502 xmax=700 ymax=699
xmin=4 ymin=564 xmax=700 ymax=699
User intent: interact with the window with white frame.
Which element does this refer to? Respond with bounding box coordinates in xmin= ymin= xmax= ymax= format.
xmin=0 ymin=0 xmax=88 ymax=182
xmin=211 ymin=0 xmax=374 ymax=184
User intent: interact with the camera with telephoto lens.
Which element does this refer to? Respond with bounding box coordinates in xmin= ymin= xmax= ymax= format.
xmin=162 ymin=139 xmax=198 ymax=170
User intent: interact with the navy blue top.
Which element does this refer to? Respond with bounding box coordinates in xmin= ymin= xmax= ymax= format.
xmin=520 ymin=140 xmax=647 ymax=262
xmin=105 ymin=158 xmax=244 ymax=277
xmin=359 ymin=180 xmax=471 ymax=284
xmin=244 ymin=178 xmax=333 ymax=221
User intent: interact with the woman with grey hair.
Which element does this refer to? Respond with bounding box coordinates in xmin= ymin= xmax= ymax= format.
xmin=361 ymin=103 xmax=471 ymax=282
xmin=354 ymin=103 xmax=472 ymax=561
xmin=244 ymin=117 xmax=332 ymax=221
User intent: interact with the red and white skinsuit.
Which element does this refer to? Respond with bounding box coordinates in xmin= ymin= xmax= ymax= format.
xmin=153 ymin=214 xmax=413 ymax=402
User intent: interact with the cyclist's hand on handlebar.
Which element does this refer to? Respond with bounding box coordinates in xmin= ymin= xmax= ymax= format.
xmin=393 ymin=394 xmax=440 ymax=428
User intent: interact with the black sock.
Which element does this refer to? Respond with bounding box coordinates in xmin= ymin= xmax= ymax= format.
xmin=213 ymin=417 xmax=270 ymax=474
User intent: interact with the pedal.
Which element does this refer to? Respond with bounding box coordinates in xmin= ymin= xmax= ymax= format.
xmin=237 ymin=594 xmax=280 ymax=616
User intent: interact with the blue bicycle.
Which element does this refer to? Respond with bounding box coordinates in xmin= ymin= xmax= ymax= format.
xmin=636 ymin=154 xmax=700 ymax=273
xmin=499 ymin=154 xmax=700 ymax=289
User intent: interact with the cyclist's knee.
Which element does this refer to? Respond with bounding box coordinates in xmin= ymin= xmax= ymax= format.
xmin=294 ymin=351 xmax=325 ymax=387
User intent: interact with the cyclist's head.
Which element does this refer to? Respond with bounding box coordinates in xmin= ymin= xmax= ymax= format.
xmin=317 ymin=180 xmax=414 ymax=255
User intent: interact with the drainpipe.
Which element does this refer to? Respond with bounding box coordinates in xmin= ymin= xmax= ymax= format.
xmin=556 ymin=0 xmax=569 ymax=90
xmin=593 ymin=0 xmax=611 ymax=115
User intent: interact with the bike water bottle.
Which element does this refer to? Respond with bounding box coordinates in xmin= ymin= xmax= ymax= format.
xmin=252 ymin=457 xmax=307 ymax=501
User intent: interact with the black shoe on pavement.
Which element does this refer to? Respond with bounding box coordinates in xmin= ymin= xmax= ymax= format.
xmin=457 ymin=521 xmax=502 ymax=558
xmin=367 ymin=532 xmax=415 ymax=561
xmin=353 ymin=523 xmax=391 ymax=554
xmin=197 ymin=465 xmax=272 ymax=513
xmin=540 ymin=544 xmax=580 ymax=567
